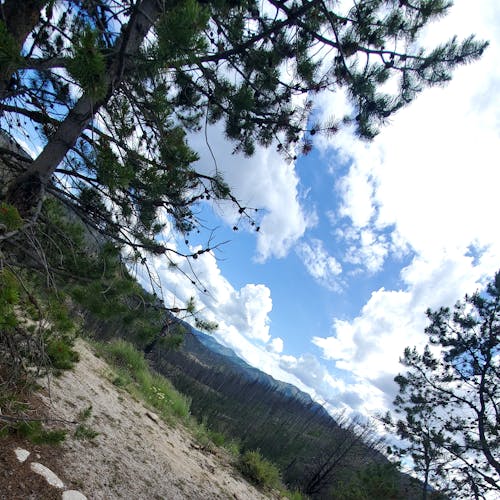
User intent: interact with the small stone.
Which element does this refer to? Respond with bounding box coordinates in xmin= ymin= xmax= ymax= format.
xmin=14 ymin=448 xmax=30 ymax=463
xmin=145 ymin=411 xmax=159 ymax=424
xmin=63 ymin=490 xmax=88 ymax=500
xmin=30 ymin=462 xmax=64 ymax=488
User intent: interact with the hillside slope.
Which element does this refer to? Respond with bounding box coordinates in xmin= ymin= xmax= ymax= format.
xmin=1 ymin=340 xmax=280 ymax=500
xmin=150 ymin=331 xmax=378 ymax=491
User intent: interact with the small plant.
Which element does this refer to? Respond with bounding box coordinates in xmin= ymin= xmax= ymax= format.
xmin=46 ymin=337 xmax=80 ymax=370
xmin=78 ymin=405 xmax=93 ymax=421
xmin=74 ymin=404 xmax=99 ymax=440
xmin=74 ymin=424 xmax=99 ymax=441
xmin=238 ymin=450 xmax=281 ymax=490
xmin=15 ymin=420 xmax=67 ymax=445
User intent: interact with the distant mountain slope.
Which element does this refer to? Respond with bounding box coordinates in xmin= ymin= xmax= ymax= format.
xmin=148 ymin=327 xmax=403 ymax=497
xmin=192 ymin=329 xmax=331 ymax=415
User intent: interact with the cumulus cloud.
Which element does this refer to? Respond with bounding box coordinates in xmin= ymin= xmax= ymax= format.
xmin=187 ymin=122 xmax=316 ymax=262
xmin=312 ymin=254 xmax=493 ymax=411
xmin=268 ymin=337 xmax=284 ymax=354
xmin=279 ymin=352 xmax=389 ymax=413
xmin=146 ymin=247 xmax=273 ymax=345
xmin=296 ymin=238 xmax=343 ymax=291
xmin=339 ymin=228 xmax=390 ymax=274
xmin=308 ymin=0 xmax=500 ymax=411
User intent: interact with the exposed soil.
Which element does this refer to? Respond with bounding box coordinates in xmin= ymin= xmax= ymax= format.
xmin=0 ymin=436 xmax=63 ymax=500
xmin=0 ymin=340 xmax=279 ymax=499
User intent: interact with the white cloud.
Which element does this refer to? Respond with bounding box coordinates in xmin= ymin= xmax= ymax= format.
xmin=309 ymin=0 xmax=500 ymax=412
xmin=312 ymin=254 xmax=493 ymax=411
xmin=268 ymin=337 xmax=284 ymax=354
xmin=337 ymin=162 xmax=375 ymax=229
xmin=296 ymin=238 xmax=343 ymax=291
xmin=187 ymin=123 xmax=316 ymax=262
xmin=147 ymin=248 xmax=273 ymax=345
xmin=341 ymin=229 xmax=389 ymax=274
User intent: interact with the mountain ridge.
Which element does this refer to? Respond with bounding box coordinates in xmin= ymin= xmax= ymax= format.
xmin=190 ymin=328 xmax=331 ymax=419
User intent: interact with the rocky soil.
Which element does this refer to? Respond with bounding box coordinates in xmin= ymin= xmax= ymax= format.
xmin=1 ymin=340 xmax=279 ymax=499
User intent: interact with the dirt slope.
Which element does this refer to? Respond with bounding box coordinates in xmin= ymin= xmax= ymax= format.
xmin=4 ymin=340 xmax=279 ymax=499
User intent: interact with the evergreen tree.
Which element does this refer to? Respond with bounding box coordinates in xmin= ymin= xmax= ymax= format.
xmin=0 ymin=0 xmax=487 ymax=267
xmin=384 ymin=271 xmax=500 ymax=499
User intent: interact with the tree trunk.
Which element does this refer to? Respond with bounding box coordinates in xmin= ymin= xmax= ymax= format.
xmin=0 ymin=0 xmax=48 ymax=98
xmin=4 ymin=0 xmax=163 ymax=216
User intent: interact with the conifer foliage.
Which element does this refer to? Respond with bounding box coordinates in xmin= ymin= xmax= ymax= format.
xmin=0 ymin=0 xmax=487 ymax=263
xmin=384 ymin=272 xmax=500 ymax=499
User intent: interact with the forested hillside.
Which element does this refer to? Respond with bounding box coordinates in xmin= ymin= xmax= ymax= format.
xmin=148 ymin=328 xmax=418 ymax=498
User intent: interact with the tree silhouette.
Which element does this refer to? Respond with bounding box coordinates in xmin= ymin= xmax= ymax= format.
xmin=384 ymin=271 xmax=500 ymax=499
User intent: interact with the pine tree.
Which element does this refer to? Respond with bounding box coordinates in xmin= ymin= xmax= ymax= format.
xmin=384 ymin=271 xmax=500 ymax=499
xmin=0 ymin=0 xmax=487 ymax=267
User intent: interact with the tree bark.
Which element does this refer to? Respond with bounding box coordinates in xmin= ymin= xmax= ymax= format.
xmin=5 ymin=0 xmax=164 ymax=214
xmin=0 ymin=0 xmax=48 ymax=98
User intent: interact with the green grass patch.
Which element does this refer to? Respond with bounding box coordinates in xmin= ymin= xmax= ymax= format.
xmin=96 ymin=339 xmax=191 ymax=422
xmin=238 ymin=449 xmax=281 ymax=490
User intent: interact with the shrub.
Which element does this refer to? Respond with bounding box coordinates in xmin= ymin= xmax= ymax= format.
xmin=74 ymin=424 xmax=99 ymax=440
xmin=46 ymin=337 xmax=80 ymax=370
xmin=238 ymin=450 xmax=281 ymax=489
xmin=15 ymin=420 xmax=66 ymax=445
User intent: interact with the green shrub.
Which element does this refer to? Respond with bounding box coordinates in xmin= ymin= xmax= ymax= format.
xmin=74 ymin=424 xmax=99 ymax=440
xmin=238 ymin=450 xmax=281 ymax=489
xmin=46 ymin=337 xmax=80 ymax=370
xmin=15 ymin=420 xmax=66 ymax=445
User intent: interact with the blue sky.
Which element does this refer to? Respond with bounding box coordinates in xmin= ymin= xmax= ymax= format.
xmin=144 ymin=0 xmax=500 ymax=418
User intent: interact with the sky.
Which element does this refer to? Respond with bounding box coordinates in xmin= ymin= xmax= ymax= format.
xmin=143 ymin=0 xmax=500 ymax=419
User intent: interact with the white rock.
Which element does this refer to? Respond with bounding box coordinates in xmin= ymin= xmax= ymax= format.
xmin=62 ymin=490 xmax=88 ymax=500
xmin=30 ymin=462 xmax=64 ymax=488
xmin=145 ymin=410 xmax=160 ymax=424
xmin=14 ymin=448 xmax=30 ymax=463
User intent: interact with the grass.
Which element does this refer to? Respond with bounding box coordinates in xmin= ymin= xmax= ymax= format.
xmin=95 ymin=339 xmax=191 ymax=422
xmin=94 ymin=339 xmax=304 ymax=498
